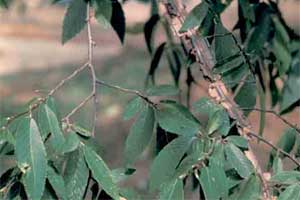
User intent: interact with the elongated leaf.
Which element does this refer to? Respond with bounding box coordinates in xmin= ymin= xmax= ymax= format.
xmin=111 ymin=168 xmax=136 ymax=184
xmin=198 ymin=158 xmax=229 ymax=199
xmin=122 ymin=97 xmax=144 ymax=120
xmin=94 ymin=0 xmax=112 ymax=28
xmin=280 ymin=61 xmax=300 ymax=113
xmin=225 ymin=143 xmax=253 ymax=178
xmin=234 ymin=74 xmax=257 ymax=114
xmin=83 ymin=145 xmax=119 ymax=199
xmin=192 ymin=97 xmax=219 ymax=117
xmin=71 ymin=123 xmax=92 ymax=137
xmin=147 ymin=42 xmax=166 ymax=84
xmin=270 ymin=171 xmax=300 ymax=185
xmin=125 ymin=106 xmax=155 ymax=165
xmin=180 ymin=2 xmax=209 ymax=33
xmin=110 ymin=2 xmax=125 ymax=43
xmin=47 ymin=165 xmax=66 ymax=200
xmin=226 ymin=136 xmax=248 ymax=149
xmin=62 ymin=132 xmax=80 ymax=153
xmin=229 ymin=174 xmax=261 ymax=200
xmin=15 ymin=118 xmax=47 ymax=200
xmin=38 ymin=98 xmax=58 ymax=140
xmin=269 ymin=128 xmax=297 ymax=168
xmin=207 ymin=109 xmax=230 ymax=136
xmin=272 ymin=35 xmax=291 ymax=76
xmin=156 ymin=101 xmax=200 ymax=136
xmin=214 ymin=23 xmax=240 ymax=61
xmin=40 ymin=104 xmax=65 ymax=152
xmin=149 ymin=136 xmax=193 ymax=190
xmin=159 ymin=179 xmax=184 ymax=200
xmin=62 ymin=0 xmax=87 ymax=44
xmin=245 ymin=14 xmax=272 ymax=54
xmin=278 ymin=184 xmax=300 ymax=200
xmin=146 ymin=85 xmax=179 ymax=96
xmin=144 ymin=14 xmax=160 ymax=54
xmin=64 ymin=149 xmax=89 ymax=200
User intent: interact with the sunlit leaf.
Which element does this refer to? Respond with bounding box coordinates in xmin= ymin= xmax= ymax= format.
xmin=149 ymin=136 xmax=193 ymax=190
xmin=15 ymin=118 xmax=47 ymax=200
xmin=124 ymin=106 xmax=155 ymax=165
xmin=64 ymin=149 xmax=89 ymax=200
xmin=47 ymin=165 xmax=66 ymax=200
xmin=83 ymin=145 xmax=120 ymax=200
xmin=278 ymin=184 xmax=300 ymax=200
xmin=225 ymin=143 xmax=253 ymax=178
xmin=159 ymin=179 xmax=184 ymax=200
xmin=156 ymin=101 xmax=201 ymax=135
xmin=122 ymin=97 xmax=144 ymax=121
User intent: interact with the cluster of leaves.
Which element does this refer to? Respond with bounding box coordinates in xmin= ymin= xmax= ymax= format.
xmin=1 ymin=0 xmax=300 ymax=199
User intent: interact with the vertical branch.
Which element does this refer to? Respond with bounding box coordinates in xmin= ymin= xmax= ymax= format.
xmin=87 ymin=2 xmax=99 ymax=136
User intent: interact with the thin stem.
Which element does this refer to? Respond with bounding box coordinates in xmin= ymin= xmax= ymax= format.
xmin=86 ymin=2 xmax=98 ymax=137
xmin=95 ymin=79 xmax=156 ymax=107
xmin=63 ymin=93 xmax=94 ymax=123
xmin=247 ymin=131 xmax=300 ymax=167
xmin=1 ymin=62 xmax=89 ymax=130
xmin=241 ymin=107 xmax=300 ymax=134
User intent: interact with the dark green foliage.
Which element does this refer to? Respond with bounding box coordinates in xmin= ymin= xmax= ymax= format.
xmin=1 ymin=0 xmax=299 ymax=199
xmin=62 ymin=0 xmax=87 ymax=44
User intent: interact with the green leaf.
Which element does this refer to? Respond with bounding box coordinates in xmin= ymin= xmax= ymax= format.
xmin=71 ymin=124 xmax=92 ymax=137
xmin=62 ymin=132 xmax=80 ymax=153
xmin=0 ymin=0 xmax=8 ymax=8
xmin=278 ymin=184 xmax=300 ymax=200
xmin=270 ymin=171 xmax=300 ymax=185
xmin=124 ymin=106 xmax=155 ymax=165
xmin=0 ymin=128 xmax=15 ymax=146
xmin=15 ymin=118 xmax=47 ymax=200
xmin=47 ymin=165 xmax=66 ymax=200
xmin=40 ymin=104 xmax=65 ymax=151
xmin=62 ymin=0 xmax=87 ymax=44
xmin=146 ymin=85 xmax=179 ymax=96
xmin=271 ymin=128 xmax=297 ymax=158
xmin=38 ymin=98 xmax=59 ymax=140
xmin=272 ymin=36 xmax=292 ymax=76
xmin=64 ymin=149 xmax=89 ymax=200
xmin=94 ymin=0 xmax=112 ymax=28
xmin=175 ymin=139 xmax=205 ymax=177
xmin=238 ymin=0 xmax=255 ymax=22
xmin=198 ymin=158 xmax=229 ymax=199
xmin=280 ymin=62 xmax=300 ymax=113
xmin=149 ymin=136 xmax=193 ymax=190
xmin=144 ymin=14 xmax=160 ymax=54
xmin=122 ymin=97 xmax=144 ymax=121
xmin=156 ymin=101 xmax=200 ymax=135
xmin=111 ymin=168 xmax=136 ymax=183
xmin=159 ymin=179 xmax=184 ymax=200
xmin=272 ymin=157 xmax=283 ymax=174
xmin=226 ymin=136 xmax=248 ymax=149
xmin=179 ymin=2 xmax=209 ymax=33
xmin=234 ymin=74 xmax=257 ymax=115
xmin=229 ymin=174 xmax=261 ymax=200
xmin=214 ymin=23 xmax=240 ymax=61
xmin=147 ymin=42 xmax=166 ymax=84
xmin=207 ymin=109 xmax=230 ymax=136
xmin=245 ymin=14 xmax=272 ymax=54
xmin=110 ymin=2 xmax=125 ymax=43
xmin=225 ymin=143 xmax=253 ymax=178
xmin=83 ymin=145 xmax=119 ymax=200
xmin=192 ymin=97 xmax=219 ymax=117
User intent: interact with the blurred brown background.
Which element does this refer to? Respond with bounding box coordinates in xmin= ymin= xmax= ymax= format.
xmin=0 ymin=0 xmax=299 ymax=197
